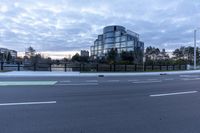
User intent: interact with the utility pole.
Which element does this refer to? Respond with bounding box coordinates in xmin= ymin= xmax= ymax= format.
xmin=194 ymin=29 xmax=197 ymax=70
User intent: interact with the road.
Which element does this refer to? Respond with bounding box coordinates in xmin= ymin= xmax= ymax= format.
xmin=0 ymin=74 xmax=200 ymax=133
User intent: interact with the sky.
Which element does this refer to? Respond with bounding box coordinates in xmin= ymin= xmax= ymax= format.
xmin=0 ymin=0 xmax=200 ymax=58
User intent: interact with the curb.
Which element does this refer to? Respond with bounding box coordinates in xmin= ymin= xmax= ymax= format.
xmin=0 ymin=70 xmax=200 ymax=77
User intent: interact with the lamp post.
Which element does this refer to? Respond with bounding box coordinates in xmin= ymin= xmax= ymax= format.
xmin=194 ymin=29 xmax=197 ymax=70
xmin=194 ymin=28 xmax=200 ymax=70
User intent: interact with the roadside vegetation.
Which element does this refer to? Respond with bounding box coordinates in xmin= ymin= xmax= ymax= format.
xmin=0 ymin=46 xmax=198 ymax=72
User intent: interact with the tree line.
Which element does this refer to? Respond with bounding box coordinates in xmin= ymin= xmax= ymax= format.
xmin=11 ymin=46 xmax=200 ymax=66
xmin=145 ymin=46 xmax=199 ymax=65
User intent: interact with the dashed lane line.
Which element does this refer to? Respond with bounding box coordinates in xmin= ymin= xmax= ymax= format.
xmin=106 ymin=80 xmax=120 ymax=82
xmin=0 ymin=101 xmax=56 ymax=106
xmin=180 ymin=75 xmax=200 ymax=78
xmin=128 ymin=79 xmax=139 ymax=82
xmin=0 ymin=81 xmax=57 ymax=86
xmin=59 ymin=80 xmax=71 ymax=83
xmin=150 ymin=91 xmax=198 ymax=97
xmin=147 ymin=79 xmax=159 ymax=81
xmin=181 ymin=78 xmax=200 ymax=81
xmin=85 ymin=80 xmax=98 ymax=83
xmin=55 ymin=83 xmax=99 ymax=86
xmin=133 ymin=80 xmax=162 ymax=84
xmin=164 ymin=78 xmax=174 ymax=81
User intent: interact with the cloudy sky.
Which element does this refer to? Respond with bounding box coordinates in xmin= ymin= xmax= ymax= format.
xmin=0 ymin=0 xmax=200 ymax=56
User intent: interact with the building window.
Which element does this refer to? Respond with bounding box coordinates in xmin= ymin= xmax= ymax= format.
xmin=122 ymin=48 xmax=127 ymax=52
xmin=127 ymin=41 xmax=134 ymax=47
xmin=104 ymin=32 xmax=115 ymax=38
xmin=115 ymin=37 xmax=121 ymax=42
xmin=117 ymin=48 xmax=121 ymax=53
xmin=121 ymin=36 xmax=127 ymax=41
xmin=103 ymin=49 xmax=107 ymax=53
xmin=105 ymin=38 xmax=115 ymax=43
xmin=127 ymin=47 xmax=134 ymax=51
xmin=95 ymin=46 xmax=98 ymax=51
xmin=115 ymin=31 xmax=121 ymax=36
xmin=98 ymin=45 xmax=102 ymax=51
xmin=115 ymin=43 xmax=120 ymax=48
xmin=94 ymin=41 xmax=98 ymax=46
xmin=104 ymin=26 xmax=114 ymax=33
xmin=121 ymin=42 xmax=126 ymax=47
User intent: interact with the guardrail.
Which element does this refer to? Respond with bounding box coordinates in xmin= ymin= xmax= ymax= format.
xmin=0 ymin=62 xmax=187 ymax=72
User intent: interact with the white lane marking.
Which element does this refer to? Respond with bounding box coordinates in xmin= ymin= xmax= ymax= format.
xmin=128 ymin=79 xmax=139 ymax=82
xmin=0 ymin=101 xmax=56 ymax=106
xmin=59 ymin=80 xmax=71 ymax=83
xmin=147 ymin=79 xmax=159 ymax=81
xmin=164 ymin=78 xmax=174 ymax=81
xmin=107 ymin=80 xmax=119 ymax=82
xmin=55 ymin=83 xmax=99 ymax=86
xmin=85 ymin=80 xmax=98 ymax=83
xmin=0 ymin=81 xmax=57 ymax=86
xmin=133 ymin=80 xmax=162 ymax=84
xmin=150 ymin=91 xmax=198 ymax=97
xmin=180 ymin=75 xmax=200 ymax=78
xmin=181 ymin=78 xmax=200 ymax=81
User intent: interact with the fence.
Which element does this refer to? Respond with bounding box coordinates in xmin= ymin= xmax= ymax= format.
xmin=0 ymin=62 xmax=187 ymax=72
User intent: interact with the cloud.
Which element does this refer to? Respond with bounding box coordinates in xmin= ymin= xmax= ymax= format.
xmin=0 ymin=0 xmax=199 ymax=53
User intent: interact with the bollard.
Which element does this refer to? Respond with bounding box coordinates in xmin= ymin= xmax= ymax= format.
xmin=17 ymin=63 xmax=20 ymax=71
xmin=1 ymin=62 xmax=3 ymax=71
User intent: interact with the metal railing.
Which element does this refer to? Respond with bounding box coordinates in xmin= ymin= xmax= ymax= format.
xmin=0 ymin=62 xmax=187 ymax=72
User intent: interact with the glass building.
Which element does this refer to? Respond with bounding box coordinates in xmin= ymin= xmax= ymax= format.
xmin=90 ymin=25 xmax=144 ymax=62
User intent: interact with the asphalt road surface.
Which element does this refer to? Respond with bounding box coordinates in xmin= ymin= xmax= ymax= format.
xmin=1 ymin=74 xmax=200 ymax=133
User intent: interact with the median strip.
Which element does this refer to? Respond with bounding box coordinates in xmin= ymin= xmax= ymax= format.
xmin=150 ymin=91 xmax=198 ymax=97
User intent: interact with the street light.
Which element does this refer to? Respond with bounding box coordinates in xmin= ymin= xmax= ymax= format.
xmin=194 ymin=28 xmax=200 ymax=70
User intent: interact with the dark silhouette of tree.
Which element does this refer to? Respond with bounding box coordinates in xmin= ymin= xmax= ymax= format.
xmin=120 ymin=51 xmax=134 ymax=64
xmin=6 ymin=52 xmax=12 ymax=63
xmin=106 ymin=48 xmax=118 ymax=64
xmin=71 ymin=53 xmax=80 ymax=62
xmin=25 ymin=46 xmax=36 ymax=57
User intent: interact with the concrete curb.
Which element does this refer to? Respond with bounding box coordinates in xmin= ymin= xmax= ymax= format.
xmin=0 ymin=70 xmax=200 ymax=77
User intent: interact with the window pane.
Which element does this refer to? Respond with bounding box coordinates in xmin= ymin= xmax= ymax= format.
xmin=105 ymin=38 xmax=115 ymax=43
xmin=115 ymin=37 xmax=121 ymax=42
xmin=115 ymin=43 xmax=120 ymax=48
xmin=127 ymin=41 xmax=134 ymax=47
xmin=121 ymin=42 xmax=126 ymax=47
xmin=104 ymin=43 xmax=114 ymax=49
xmin=127 ymin=47 xmax=133 ymax=51
xmin=121 ymin=36 xmax=127 ymax=41
xmin=115 ymin=31 xmax=121 ymax=36
xmin=104 ymin=32 xmax=115 ymax=38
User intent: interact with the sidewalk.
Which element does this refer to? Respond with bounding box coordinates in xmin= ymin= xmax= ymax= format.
xmin=0 ymin=70 xmax=200 ymax=77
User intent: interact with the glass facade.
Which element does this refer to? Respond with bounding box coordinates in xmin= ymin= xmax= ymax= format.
xmin=90 ymin=25 xmax=144 ymax=60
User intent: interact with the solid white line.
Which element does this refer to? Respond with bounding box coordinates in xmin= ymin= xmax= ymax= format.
xmin=164 ymin=78 xmax=174 ymax=81
xmin=85 ymin=80 xmax=98 ymax=83
xmin=181 ymin=78 xmax=200 ymax=81
xmin=147 ymin=79 xmax=158 ymax=81
xmin=59 ymin=80 xmax=71 ymax=83
xmin=0 ymin=81 xmax=57 ymax=86
xmin=0 ymin=101 xmax=56 ymax=106
xmin=150 ymin=91 xmax=198 ymax=97
xmin=180 ymin=75 xmax=199 ymax=78
xmin=133 ymin=80 xmax=162 ymax=84
xmin=128 ymin=79 xmax=139 ymax=82
xmin=55 ymin=83 xmax=99 ymax=86
xmin=107 ymin=80 xmax=119 ymax=82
